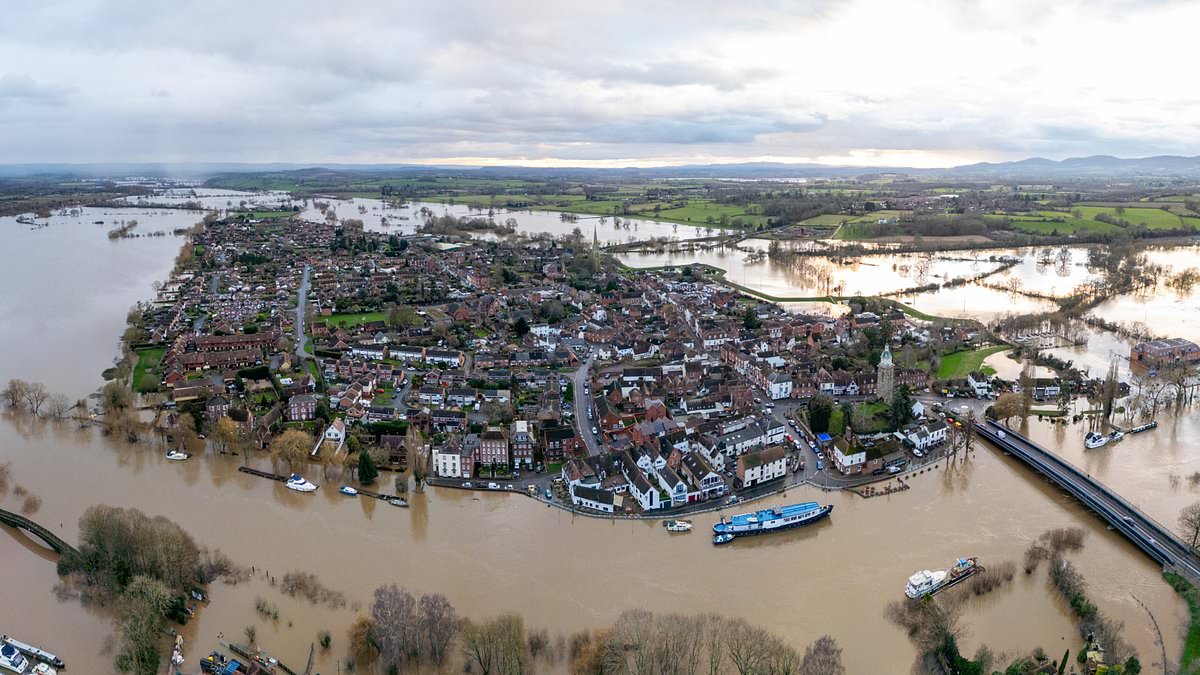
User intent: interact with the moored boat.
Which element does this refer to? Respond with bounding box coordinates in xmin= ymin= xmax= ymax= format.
xmin=904 ymin=557 xmax=981 ymax=599
xmin=1084 ymin=432 xmax=1109 ymax=449
xmin=712 ymin=502 xmax=833 ymax=538
xmin=0 ymin=643 xmax=56 ymax=675
xmin=285 ymin=474 xmax=317 ymax=492
xmin=664 ymin=519 xmax=692 ymax=532
xmin=339 ymin=486 xmax=359 ymax=496
xmin=0 ymin=637 xmax=63 ymax=670
xmin=1130 ymin=420 xmax=1158 ymax=434
xmin=712 ymin=533 xmax=735 ymax=545
xmin=165 ymin=450 xmax=191 ymax=461
xmin=388 ymin=498 xmax=409 ymax=507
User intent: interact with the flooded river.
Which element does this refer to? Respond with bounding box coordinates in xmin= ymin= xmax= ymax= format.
xmin=1 ymin=207 xmax=1197 ymax=674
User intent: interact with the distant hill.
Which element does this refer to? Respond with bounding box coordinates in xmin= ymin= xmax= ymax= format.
xmin=3 ymin=154 xmax=1200 ymax=181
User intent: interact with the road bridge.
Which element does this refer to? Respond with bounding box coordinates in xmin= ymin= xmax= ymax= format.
xmin=976 ymin=420 xmax=1200 ymax=584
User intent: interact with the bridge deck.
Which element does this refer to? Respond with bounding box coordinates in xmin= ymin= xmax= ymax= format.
xmin=0 ymin=507 xmax=78 ymax=557
xmin=975 ymin=420 xmax=1200 ymax=584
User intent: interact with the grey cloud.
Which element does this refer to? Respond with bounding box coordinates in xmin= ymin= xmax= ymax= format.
xmin=0 ymin=74 xmax=73 ymax=106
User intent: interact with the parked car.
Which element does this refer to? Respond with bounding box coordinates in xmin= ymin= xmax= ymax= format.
xmin=463 ymin=482 xmax=473 ymax=488
xmin=487 ymin=482 xmax=500 ymax=489
xmin=545 ymin=488 xmax=553 ymax=499
xmin=592 ymin=426 xmax=598 ymax=435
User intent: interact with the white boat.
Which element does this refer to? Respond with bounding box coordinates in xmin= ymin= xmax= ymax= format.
xmin=664 ymin=520 xmax=692 ymax=532
xmin=0 ymin=637 xmax=63 ymax=670
xmin=339 ymin=486 xmax=359 ymax=496
xmin=904 ymin=569 xmax=948 ymax=599
xmin=0 ymin=644 xmax=29 ymax=674
xmin=0 ymin=644 xmax=55 ymax=675
xmin=905 ymin=557 xmax=980 ymax=599
xmin=165 ymin=450 xmax=191 ymax=461
xmin=388 ymin=498 xmax=409 ymax=508
xmin=1085 ymin=430 xmax=1123 ymax=450
xmin=285 ymin=474 xmax=317 ymax=492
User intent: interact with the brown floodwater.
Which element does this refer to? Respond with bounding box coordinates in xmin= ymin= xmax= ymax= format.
xmin=0 ymin=210 xmax=1195 ymax=674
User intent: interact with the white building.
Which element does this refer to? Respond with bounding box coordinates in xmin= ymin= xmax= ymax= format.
xmin=434 ymin=447 xmax=464 ymax=478
xmin=735 ymin=446 xmax=787 ymax=489
xmin=767 ymin=373 xmax=793 ymax=400
xmin=966 ymin=372 xmax=992 ymax=398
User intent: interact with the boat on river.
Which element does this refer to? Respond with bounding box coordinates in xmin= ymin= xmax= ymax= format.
xmin=165 ymin=450 xmax=191 ymax=461
xmin=664 ymin=519 xmax=692 ymax=532
xmin=339 ymin=486 xmax=359 ymax=496
xmin=712 ymin=533 xmax=735 ymax=545
xmin=0 ymin=643 xmax=56 ymax=675
xmin=0 ymin=636 xmax=63 ymax=671
xmin=905 ymin=557 xmax=981 ymax=599
xmin=388 ymin=498 xmax=409 ymax=507
xmin=1085 ymin=430 xmax=1123 ymax=449
xmin=712 ymin=502 xmax=832 ymax=542
xmin=1130 ymin=420 xmax=1158 ymax=434
xmin=285 ymin=474 xmax=317 ymax=492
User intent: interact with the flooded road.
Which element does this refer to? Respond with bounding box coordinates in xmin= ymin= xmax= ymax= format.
xmin=0 ymin=207 xmax=1197 ymax=673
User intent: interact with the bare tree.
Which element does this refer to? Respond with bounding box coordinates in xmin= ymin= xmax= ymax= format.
xmin=460 ymin=614 xmax=528 ymax=675
xmin=418 ymin=592 xmax=458 ymax=665
xmin=23 ymin=382 xmax=50 ymax=416
xmin=799 ymin=635 xmax=845 ymax=675
xmin=370 ymin=584 xmax=419 ymax=666
xmin=47 ymin=393 xmax=73 ymax=420
xmin=2 ymin=379 xmax=30 ymax=410
xmin=1181 ymin=502 xmax=1200 ymax=551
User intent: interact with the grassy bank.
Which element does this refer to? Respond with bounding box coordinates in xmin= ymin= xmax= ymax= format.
xmin=131 ymin=347 xmax=165 ymax=393
xmin=937 ymin=345 xmax=1009 ymax=379
xmin=1165 ymin=572 xmax=1200 ymax=671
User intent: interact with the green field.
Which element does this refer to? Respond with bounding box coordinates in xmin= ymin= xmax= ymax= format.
xmin=1075 ymin=205 xmax=1191 ymax=229
xmin=321 ymin=311 xmax=387 ymax=328
xmin=937 ymin=345 xmax=1010 ymax=380
xmin=132 ymin=347 xmax=166 ymax=393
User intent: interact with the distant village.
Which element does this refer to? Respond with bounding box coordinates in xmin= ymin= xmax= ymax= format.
xmin=127 ymin=206 xmax=1200 ymax=516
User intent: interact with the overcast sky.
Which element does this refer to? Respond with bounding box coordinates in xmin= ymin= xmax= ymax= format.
xmin=2 ymin=0 xmax=1198 ymax=167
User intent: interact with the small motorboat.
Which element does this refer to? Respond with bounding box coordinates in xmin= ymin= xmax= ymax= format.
xmin=1084 ymin=431 xmax=1109 ymax=449
xmin=285 ymin=474 xmax=318 ymax=492
xmin=339 ymin=486 xmax=359 ymax=496
xmin=712 ymin=533 xmax=735 ymax=545
xmin=663 ymin=519 xmax=692 ymax=532
xmin=388 ymin=498 xmax=409 ymax=508
xmin=165 ymin=450 xmax=191 ymax=461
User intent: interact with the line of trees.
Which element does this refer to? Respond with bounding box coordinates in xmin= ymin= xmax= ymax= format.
xmin=1 ymin=378 xmax=79 ymax=419
xmin=348 ymin=600 xmax=844 ymax=675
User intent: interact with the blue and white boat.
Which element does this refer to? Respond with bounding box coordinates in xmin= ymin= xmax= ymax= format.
xmin=712 ymin=502 xmax=833 ymax=541
xmin=339 ymin=486 xmax=359 ymax=496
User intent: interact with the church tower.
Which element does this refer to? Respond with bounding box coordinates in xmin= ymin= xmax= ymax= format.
xmin=877 ymin=344 xmax=895 ymax=401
